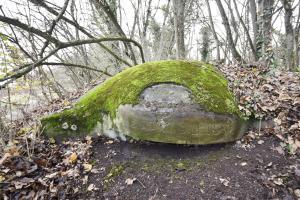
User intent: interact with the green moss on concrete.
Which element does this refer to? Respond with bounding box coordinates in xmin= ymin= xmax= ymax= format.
xmin=125 ymin=115 xmax=244 ymax=145
xmin=41 ymin=60 xmax=240 ymax=139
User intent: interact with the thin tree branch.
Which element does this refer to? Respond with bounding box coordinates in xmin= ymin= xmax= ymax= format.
xmin=41 ymin=62 xmax=112 ymax=76
xmin=0 ymin=15 xmax=60 ymax=45
xmin=1 ymin=2 xmax=134 ymax=67
xmin=0 ymin=8 xmax=34 ymax=61
xmin=39 ymin=0 xmax=70 ymax=57
xmin=29 ymin=0 xmax=134 ymax=67
xmin=215 ymin=0 xmax=243 ymax=63
xmin=1 ymin=46 xmax=60 ymax=83
xmin=0 ymin=37 xmax=144 ymax=87
xmin=232 ymin=0 xmax=257 ymax=60
xmin=91 ymin=0 xmax=138 ymax=65
xmin=60 ymin=37 xmax=145 ymax=63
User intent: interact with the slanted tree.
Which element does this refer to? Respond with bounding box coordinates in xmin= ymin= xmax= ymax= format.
xmin=215 ymin=0 xmax=243 ymax=62
xmin=205 ymin=0 xmax=220 ymax=61
xmin=232 ymin=0 xmax=257 ymax=61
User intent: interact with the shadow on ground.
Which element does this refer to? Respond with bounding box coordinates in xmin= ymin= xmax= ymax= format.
xmin=75 ymin=136 xmax=297 ymax=200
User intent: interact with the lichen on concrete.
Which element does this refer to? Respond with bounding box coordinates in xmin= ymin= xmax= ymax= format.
xmin=41 ymin=60 xmax=241 ymax=140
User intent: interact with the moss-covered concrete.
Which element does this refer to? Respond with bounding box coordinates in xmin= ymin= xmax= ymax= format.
xmin=41 ymin=60 xmax=241 ymax=140
xmin=120 ymin=112 xmax=244 ymax=144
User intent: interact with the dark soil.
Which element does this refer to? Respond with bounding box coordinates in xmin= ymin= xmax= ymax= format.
xmin=74 ymin=136 xmax=299 ymax=200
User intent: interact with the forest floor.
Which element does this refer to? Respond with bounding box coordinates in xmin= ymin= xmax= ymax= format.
xmin=1 ymin=64 xmax=299 ymax=199
xmin=75 ymin=133 xmax=299 ymax=200
xmin=2 ymin=128 xmax=299 ymax=200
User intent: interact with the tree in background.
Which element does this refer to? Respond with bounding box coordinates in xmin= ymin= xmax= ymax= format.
xmin=172 ymin=0 xmax=186 ymax=59
xmin=281 ymin=0 xmax=295 ymax=70
xmin=0 ymin=117 xmax=7 ymax=135
xmin=256 ymin=0 xmax=275 ymax=67
xmin=205 ymin=0 xmax=220 ymax=61
xmin=200 ymin=26 xmax=210 ymax=62
xmin=0 ymin=0 xmax=299 ymax=98
xmin=0 ymin=0 xmax=300 ymax=134
xmin=215 ymin=0 xmax=243 ymax=63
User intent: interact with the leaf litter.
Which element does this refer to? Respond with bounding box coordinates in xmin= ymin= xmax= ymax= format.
xmin=0 ymin=64 xmax=299 ymax=199
xmin=218 ymin=63 xmax=300 ymax=151
xmin=0 ymin=133 xmax=93 ymax=199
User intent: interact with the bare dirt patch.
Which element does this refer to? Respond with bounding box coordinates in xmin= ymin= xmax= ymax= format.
xmin=75 ymin=135 xmax=299 ymax=200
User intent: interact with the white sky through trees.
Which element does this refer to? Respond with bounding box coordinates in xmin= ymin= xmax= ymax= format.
xmin=0 ymin=0 xmax=298 ymax=66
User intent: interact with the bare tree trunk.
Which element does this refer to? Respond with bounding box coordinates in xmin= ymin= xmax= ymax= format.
xmin=90 ymin=0 xmax=138 ymax=65
xmin=205 ymin=0 xmax=220 ymax=61
xmin=257 ymin=0 xmax=274 ymax=66
xmin=130 ymin=0 xmax=141 ymax=38
xmin=0 ymin=117 xmax=7 ymax=135
xmin=215 ymin=0 xmax=243 ymax=62
xmin=140 ymin=0 xmax=153 ymax=61
xmin=232 ymin=0 xmax=257 ymax=61
xmin=71 ymin=0 xmax=93 ymax=81
xmin=200 ymin=26 xmax=210 ymax=61
xmin=157 ymin=0 xmax=172 ymax=60
xmin=281 ymin=0 xmax=294 ymax=70
xmin=142 ymin=0 xmax=153 ymax=38
xmin=173 ymin=0 xmax=186 ymax=59
xmin=295 ymin=34 xmax=300 ymax=68
xmin=294 ymin=4 xmax=300 ymax=68
xmin=226 ymin=0 xmax=239 ymax=45
xmin=249 ymin=0 xmax=258 ymax=51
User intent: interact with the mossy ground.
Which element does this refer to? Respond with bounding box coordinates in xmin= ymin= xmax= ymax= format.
xmin=41 ymin=60 xmax=240 ymax=139
xmin=103 ymin=164 xmax=125 ymax=189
